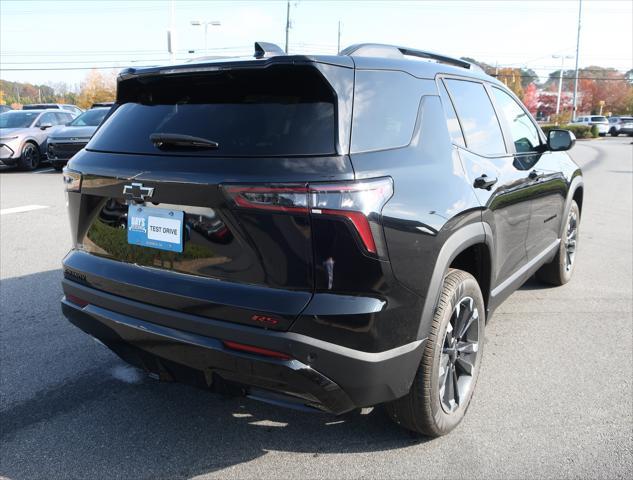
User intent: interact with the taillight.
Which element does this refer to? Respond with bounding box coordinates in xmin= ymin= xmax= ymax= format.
xmin=223 ymin=177 xmax=393 ymax=256
xmin=309 ymin=178 xmax=393 ymax=255
xmin=223 ymin=185 xmax=308 ymax=213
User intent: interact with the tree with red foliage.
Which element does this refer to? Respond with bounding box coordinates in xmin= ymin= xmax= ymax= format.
xmin=522 ymin=83 xmax=538 ymax=115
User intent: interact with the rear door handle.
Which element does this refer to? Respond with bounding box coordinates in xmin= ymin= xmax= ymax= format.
xmin=473 ymin=174 xmax=498 ymax=190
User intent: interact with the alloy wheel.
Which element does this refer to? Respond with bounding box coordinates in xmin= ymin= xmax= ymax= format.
xmin=24 ymin=145 xmax=38 ymax=169
xmin=439 ymin=296 xmax=480 ymax=414
xmin=564 ymin=209 xmax=578 ymax=272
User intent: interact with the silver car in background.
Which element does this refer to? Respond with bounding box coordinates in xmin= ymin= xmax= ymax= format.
xmin=572 ymin=115 xmax=610 ymax=136
xmin=607 ymin=116 xmax=633 ymax=136
xmin=47 ymin=107 xmax=110 ymax=171
xmin=0 ymin=109 xmax=75 ymax=170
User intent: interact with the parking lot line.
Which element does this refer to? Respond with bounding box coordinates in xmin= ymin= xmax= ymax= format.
xmin=0 ymin=205 xmax=49 ymax=215
xmin=34 ymin=168 xmax=55 ymax=174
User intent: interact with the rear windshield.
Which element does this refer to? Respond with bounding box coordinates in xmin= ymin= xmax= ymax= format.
xmin=591 ymin=116 xmax=607 ymax=122
xmin=23 ymin=104 xmax=58 ymax=110
xmin=88 ymin=65 xmax=336 ymax=157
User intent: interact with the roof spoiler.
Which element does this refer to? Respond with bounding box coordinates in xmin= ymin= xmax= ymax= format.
xmin=254 ymin=42 xmax=286 ymax=58
xmin=340 ymin=43 xmax=479 ymax=71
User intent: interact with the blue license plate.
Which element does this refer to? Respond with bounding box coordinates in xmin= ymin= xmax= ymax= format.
xmin=127 ymin=205 xmax=184 ymax=253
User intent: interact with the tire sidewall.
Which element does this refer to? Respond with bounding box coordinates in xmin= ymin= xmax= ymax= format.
xmin=427 ymin=273 xmax=485 ymax=434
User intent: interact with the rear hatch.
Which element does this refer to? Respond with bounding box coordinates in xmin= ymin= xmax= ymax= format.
xmin=65 ymin=59 xmax=355 ymax=330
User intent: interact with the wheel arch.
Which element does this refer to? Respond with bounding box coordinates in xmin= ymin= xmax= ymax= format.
xmin=416 ymin=221 xmax=488 ymax=340
xmin=20 ymin=137 xmax=41 ymax=155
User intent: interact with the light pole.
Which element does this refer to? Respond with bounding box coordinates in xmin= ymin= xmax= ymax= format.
xmin=572 ymin=0 xmax=583 ymax=121
xmin=553 ymin=54 xmax=574 ymax=117
xmin=190 ymin=20 xmax=221 ymax=55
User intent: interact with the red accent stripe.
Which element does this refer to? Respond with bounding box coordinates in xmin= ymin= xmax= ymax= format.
xmin=320 ymin=209 xmax=377 ymax=254
xmin=223 ymin=341 xmax=291 ymax=360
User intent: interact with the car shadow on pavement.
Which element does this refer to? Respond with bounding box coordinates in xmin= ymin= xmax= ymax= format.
xmin=1 ymin=270 xmax=427 ymax=480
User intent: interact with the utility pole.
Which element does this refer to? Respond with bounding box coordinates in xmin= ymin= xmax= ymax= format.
xmin=553 ymin=54 xmax=574 ymax=116
xmin=571 ymin=0 xmax=582 ymax=121
xmin=285 ymin=1 xmax=291 ymax=53
xmin=337 ymin=21 xmax=341 ymax=53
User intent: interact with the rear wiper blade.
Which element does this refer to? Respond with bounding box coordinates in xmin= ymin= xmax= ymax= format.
xmin=150 ymin=133 xmax=219 ymax=149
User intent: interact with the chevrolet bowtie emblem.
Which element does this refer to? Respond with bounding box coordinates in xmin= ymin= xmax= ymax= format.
xmin=123 ymin=182 xmax=154 ymax=202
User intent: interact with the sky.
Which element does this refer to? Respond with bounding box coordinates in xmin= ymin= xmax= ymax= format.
xmin=0 ymin=0 xmax=631 ymax=89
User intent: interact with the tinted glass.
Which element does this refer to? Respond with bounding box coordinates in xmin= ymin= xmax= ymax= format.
xmin=70 ymin=108 xmax=108 ymax=127
xmin=0 ymin=111 xmax=39 ymax=128
xmin=590 ymin=116 xmax=607 ymax=122
xmin=351 ymin=70 xmax=421 ymax=153
xmin=438 ymin=80 xmax=465 ymax=147
xmin=36 ymin=112 xmax=57 ymax=126
xmin=445 ymin=79 xmax=506 ymax=155
xmin=492 ymin=87 xmax=541 ymax=153
xmin=54 ymin=112 xmax=72 ymax=124
xmin=90 ymin=66 xmax=336 ymax=157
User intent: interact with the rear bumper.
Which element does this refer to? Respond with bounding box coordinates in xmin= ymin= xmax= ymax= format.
xmin=61 ymin=279 xmax=425 ymax=414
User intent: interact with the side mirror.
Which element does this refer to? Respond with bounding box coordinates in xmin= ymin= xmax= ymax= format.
xmin=39 ymin=122 xmax=53 ymax=130
xmin=547 ymin=129 xmax=576 ymax=152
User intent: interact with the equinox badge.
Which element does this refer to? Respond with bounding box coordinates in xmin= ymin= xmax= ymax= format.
xmin=123 ymin=182 xmax=154 ymax=202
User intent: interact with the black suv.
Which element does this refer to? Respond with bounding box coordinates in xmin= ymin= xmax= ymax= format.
xmin=61 ymin=43 xmax=583 ymax=436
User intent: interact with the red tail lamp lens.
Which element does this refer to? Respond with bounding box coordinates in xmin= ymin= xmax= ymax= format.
xmin=223 ymin=177 xmax=393 ymax=256
xmin=224 ymin=185 xmax=309 ymax=213
xmin=223 ymin=341 xmax=291 ymax=360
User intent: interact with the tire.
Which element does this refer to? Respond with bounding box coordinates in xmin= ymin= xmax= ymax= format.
xmin=610 ymin=129 xmax=619 ymax=137
xmin=386 ymin=269 xmax=485 ymax=437
xmin=18 ymin=142 xmax=40 ymax=171
xmin=536 ymin=200 xmax=580 ymax=286
xmin=53 ymin=164 xmax=64 ymax=172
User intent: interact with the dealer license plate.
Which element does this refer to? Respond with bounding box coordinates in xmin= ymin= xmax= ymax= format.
xmin=127 ymin=205 xmax=184 ymax=253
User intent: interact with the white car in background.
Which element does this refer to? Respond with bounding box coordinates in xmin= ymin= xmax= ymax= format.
xmin=572 ymin=115 xmax=609 ymax=136
xmin=0 ymin=109 xmax=75 ymax=170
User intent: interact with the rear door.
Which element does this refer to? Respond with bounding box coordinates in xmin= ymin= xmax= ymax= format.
xmin=442 ymin=77 xmax=533 ymax=286
xmin=67 ymin=62 xmax=355 ymax=330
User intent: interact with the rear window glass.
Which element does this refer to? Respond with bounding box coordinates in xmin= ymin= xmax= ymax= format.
xmin=351 ymin=70 xmax=421 ymax=153
xmin=444 ymin=79 xmax=506 ymax=156
xmin=590 ymin=116 xmax=607 ymax=122
xmin=89 ymin=66 xmax=336 ymax=157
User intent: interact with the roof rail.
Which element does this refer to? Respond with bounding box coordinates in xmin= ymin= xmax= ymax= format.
xmin=254 ymin=41 xmax=286 ymax=58
xmin=340 ymin=43 xmax=474 ymax=70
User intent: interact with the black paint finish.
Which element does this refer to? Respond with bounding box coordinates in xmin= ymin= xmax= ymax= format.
xmin=61 ymin=50 xmax=583 ymax=411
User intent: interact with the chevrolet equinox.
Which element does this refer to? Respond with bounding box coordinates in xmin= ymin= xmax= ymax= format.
xmin=61 ymin=42 xmax=583 ymax=436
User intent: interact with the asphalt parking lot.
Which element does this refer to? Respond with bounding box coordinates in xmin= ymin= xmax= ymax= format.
xmin=1 ymin=137 xmax=632 ymax=480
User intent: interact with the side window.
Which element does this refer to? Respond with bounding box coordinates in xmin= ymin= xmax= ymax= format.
xmin=491 ymin=87 xmax=541 ymax=154
xmin=444 ymin=79 xmax=506 ymax=156
xmin=55 ymin=112 xmax=72 ymax=124
xmin=351 ymin=70 xmax=421 ymax=153
xmin=35 ymin=112 xmax=56 ymax=126
xmin=438 ymin=80 xmax=465 ymax=147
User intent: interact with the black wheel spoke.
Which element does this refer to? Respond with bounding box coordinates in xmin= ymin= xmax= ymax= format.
xmin=455 ymin=355 xmax=475 ymax=375
xmin=452 ymin=365 xmax=460 ymax=406
xmin=438 ymin=293 xmax=481 ymax=414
